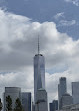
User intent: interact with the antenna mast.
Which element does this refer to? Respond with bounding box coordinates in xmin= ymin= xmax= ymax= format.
xmin=38 ymin=35 xmax=40 ymax=54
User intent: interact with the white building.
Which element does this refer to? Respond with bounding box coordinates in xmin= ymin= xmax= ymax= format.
xmin=34 ymin=54 xmax=45 ymax=102
xmin=72 ymin=82 xmax=79 ymax=104
xmin=4 ymin=87 xmax=21 ymax=111
xmin=35 ymin=88 xmax=48 ymax=111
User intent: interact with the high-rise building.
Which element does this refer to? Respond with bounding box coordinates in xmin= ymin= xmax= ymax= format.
xmin=34 ymin=37 xmax=45 ymax=102
xmin=72 ymin=82 xmax=79 ymax=104
xmin=4 ymin=87 xmax=21 ymax=111
xmin=61 ymin=93 xmax=73 ymax=108
xmin=22 ymin=92 xmax=32 ymax=111
xmin=35 ymin=88 xmax=48 ymax=111
xmin=58 ymin=77 xmax=67 ymax=109
xmin=49 ymin=100 xmax=58 ymax=111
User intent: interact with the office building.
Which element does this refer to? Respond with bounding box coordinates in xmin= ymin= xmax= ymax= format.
xmin=49 ymin=100 xmax=58 ymax=111
xmin=35 ymin=88 xmax=48 ymax=111
xmin=34 ymin=38 xmax=45 ymax=102
xmin=61 ymin=93 xmax=73 ymax=108
xmin=58 ymin=77 xmax=67 ymax=109
xmin=4 ymin=87 xmax=21 ymax=111
xmin=72 ymin=82 xmax=79 ymax=104
xmin=32 ymin=102 xmax=35 ymax=111
xmin=62 ymin=103 xmax=79 ymax=111
xmin=22 ymin=92 xmax=32 ymax=111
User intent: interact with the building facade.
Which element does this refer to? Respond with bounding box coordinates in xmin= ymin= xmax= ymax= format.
xmin=4 ymin=87 xmax=21 ymax=111
xmin=58 ymin=77 xmax=67 ymax=109
xmin=61 ymin=93 xmax=73 ymax=109
xmin=22 ymin=92 xmax=32 ymax=111
xmin=72 ymin=82 xmax=79 ymax=104
xmin=34 ymin=54 xmax=45 ymax=102
xmin=62 ymin=103 xmax=79 ymax=111
xmin=35 ymin=88 xmax=48 ymax=111
xmin=49 ymin=100 xmax=58 ymax=111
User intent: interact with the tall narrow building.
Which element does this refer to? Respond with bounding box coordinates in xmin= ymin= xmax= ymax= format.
xmin=72 ymin=82 xmax=79 ymax=104
xmin=34 ymin=37 xmax=45 ymax=102
xmin=58 ymin=77 xmax=67 ymax=110
xmin=22 ymin=92 xmax=32 ymax=111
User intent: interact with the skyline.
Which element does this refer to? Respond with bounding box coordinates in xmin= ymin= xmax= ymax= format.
xmin=0 ymin=0 xmax=79 ymax=103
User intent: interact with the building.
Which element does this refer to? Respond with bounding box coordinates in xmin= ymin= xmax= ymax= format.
xmin=72 ymin=82 xmax=79 ymax=104
xmin=22 ymin=92 xmax=32 ymax=111
xmin=58 ymin=77 xmax=67 ymax=109
xmin=4 ymin=87 xmax=21 ymax=111
xmin=49 ymin=100 xmax=58 ymax=111
xmin=35 ymin=88 xmax=48 ymax=111
xmin=32 ymin=102 xmax=35 ymax=111
xmin=61 ymin=93 xmax=73 ymax=109
xmin=62 ymin=103 xmax=79 ymax=111
xmin=34 ymin=53 xmax=45 ymax=102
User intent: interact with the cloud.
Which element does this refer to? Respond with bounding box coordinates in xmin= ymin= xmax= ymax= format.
xmin=54 ymin=12 xmax=65 ymax=20
xmin=65 ymin=0 xmax=79 ymax=6
xmin=57 ymin=20 xmax=76 ymax=26
xmin=0 ymin=9 xmax=79 ymax=105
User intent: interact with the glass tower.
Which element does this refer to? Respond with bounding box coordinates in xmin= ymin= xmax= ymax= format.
xmin=58 ymin=77 xmax=67 ymax=109
xmin=34 ymin=54 xmax=45 ymax=102
xmin=72 ymin=82 xmax=79 ymax=104
xmin=22 ymin=92 xmax=32 ymax=111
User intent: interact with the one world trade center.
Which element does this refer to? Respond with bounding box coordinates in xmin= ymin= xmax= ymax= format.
xmin=34 ymin=37 xmax=45 ymax=102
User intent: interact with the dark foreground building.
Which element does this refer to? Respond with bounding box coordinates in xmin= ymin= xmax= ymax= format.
xmin=50 ymin=100 xmax=58 ymax=111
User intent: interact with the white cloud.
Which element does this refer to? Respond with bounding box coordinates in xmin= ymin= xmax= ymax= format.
xmin=0 ymin=9 xmax=79 ymax=105
xmin=58 ymin=20 xmax=76 ymax=26
xmin=54 ymin=12 xmax=65 ymax=20
xmin=65 ymin=0 xmax=79 ymax=6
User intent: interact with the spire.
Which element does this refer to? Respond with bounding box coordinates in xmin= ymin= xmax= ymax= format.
xmin=38 ymin=35 xmax=40 ymax=54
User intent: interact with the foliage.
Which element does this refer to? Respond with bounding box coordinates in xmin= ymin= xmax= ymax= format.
xmin=6 ymin=95 xmax=12 ymax=111
xmin=14 ymin=98 xmax=24 ymax=111
xmin=0 ymin=98 xmax=2 ymax=111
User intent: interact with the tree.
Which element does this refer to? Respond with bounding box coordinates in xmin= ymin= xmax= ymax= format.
xmin=14 ymin=98 xmax=24 ymax=111
xmin=0 ymin=99 xmax=2 ymax=111
xmin=6 ymin=95 xmax=12 ymax=111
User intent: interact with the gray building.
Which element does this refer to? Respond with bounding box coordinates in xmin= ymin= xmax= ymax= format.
xmin=49 ymin=100 xmax=58 ymax=111
xmin=61 ymin=93 xmax=73 ymax=108
xmin=58 ymin=77 xmax=67 ymax=109
xmin=22 ymin=92 xmax=32 ymax=111
xmin=4 ymin=87 xmax=21 ymax=111
xmin=34 ymin=54 xmax=45 ymax=102
xmin=62 ymin=103 xmax=79 ymax=111
xmin=72 ymin=82 xmax=79 ymax=104
xmin=35 ymin=88 xmax=48 ymax=111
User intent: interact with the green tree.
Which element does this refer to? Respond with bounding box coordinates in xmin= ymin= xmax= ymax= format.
xmin=0 ymin=99 xmax=2 ymax=111
xmin=14 ymin=98 xmax=24 ymax=111
xmin=6 ymin=95 xmax=12 ymax=111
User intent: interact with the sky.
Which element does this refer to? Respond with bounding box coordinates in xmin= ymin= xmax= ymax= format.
xmin=0 ymin=0 xmax=79 ymax=105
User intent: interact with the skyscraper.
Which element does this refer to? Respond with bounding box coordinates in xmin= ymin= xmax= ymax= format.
xmin=72 ymin=82 xmax=79 ymax=104
xmin=22 ymin=92 xmax=32 ymax=111
xmin=58 ymin=77 xmax=67 ymax=109
xmin=34 ymin=37 xmax=45 ymax=102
